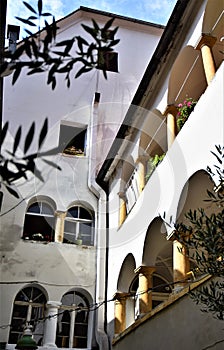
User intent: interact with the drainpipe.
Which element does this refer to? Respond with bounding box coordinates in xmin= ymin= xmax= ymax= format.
xmin=0 ymin=0 xmax=7 ymax=140
xmin=88 ymin=92 xmax=110 ymax=350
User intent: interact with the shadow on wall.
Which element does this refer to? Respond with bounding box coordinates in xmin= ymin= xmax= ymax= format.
xmin=0 ymin=224 xmax=22 ymax=251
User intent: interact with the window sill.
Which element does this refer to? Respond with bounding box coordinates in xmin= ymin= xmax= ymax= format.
xmin=60 ymin=152 xmax=86 ymax=158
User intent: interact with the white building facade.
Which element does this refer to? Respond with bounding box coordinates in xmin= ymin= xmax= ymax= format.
xmin=0 ymin=6 xmax=163 ymax=350
xmin=1 ymin=0 xmax=223 ymax=349
xmin=96 ymin=0 xmax=224 ymax=348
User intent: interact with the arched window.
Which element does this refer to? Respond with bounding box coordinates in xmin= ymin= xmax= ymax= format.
xmin=56 ymin=291 xmax=89 ymax=348
xmin=129 ymin=276 xmax=139 ymax=320
xmin=152 ymin=275 xmax=172 ymax=308
xmin=9 ymin=286 xmax=46 ymax=345
xmin=23 ymin=201 xmax=55 ymax=242
xmin=64 ymin=206 xmax=94 ymax=246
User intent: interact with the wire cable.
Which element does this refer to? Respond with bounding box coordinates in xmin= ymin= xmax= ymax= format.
xmin=0 ymin=277 xmax=197 ymax=330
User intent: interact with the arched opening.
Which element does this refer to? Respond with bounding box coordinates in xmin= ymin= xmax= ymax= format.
xmin=117 ymin=253 xmax=136 ymax=292
xmin=139 ymin=109 xmax=167 ymax=158
xmin=176 ymin=170 xmax=215 ymax=224
xmin=23 ymin=201 xmax=55 ymax=242
xmin=56 ymin=291 xmax=90 ymax=348
xmin=139 ymin=109 xmax=167 ymax=184
xmin=168 ymin=46 xmax=206 ymax=106
xmin=136 ymin=218 xmax=172 ymax=313
xmin=115 ymin=254 xmax=136 ymax=330
xmin=174 ymin=170 xmax=216 ymax=285
xmin=64 ymin=206 xmax=94 ymax=245
xmin=9 ymin=286 xmax=47 ymax=345
xmin=142 ymin=217 xmax=168 ymax=266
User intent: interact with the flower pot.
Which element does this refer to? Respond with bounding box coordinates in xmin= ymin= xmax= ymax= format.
xmin=75 ymin=239 xmax=82 ymax=245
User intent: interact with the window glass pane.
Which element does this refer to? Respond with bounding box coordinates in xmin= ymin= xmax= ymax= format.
xmin=64 ymin=221 xmax=77 ymax=243
xmin=79 ymin=223 xmax=92 ymax=245
xmin=16 ymin=290 xmax=30 ymax=302
xmin=80 ymin=222 xmax=91 ymax=234
xmin=28 ymin=203 xmax=40 ymax=213
xmin=79 ymin=207 xmax=92 ymax=220
xmin=13 ymin=304 xmax=28 ymax=318
xmin=41 ymin=203 xmax=54 ymax=215
xmin=63 ymin=233 xmax=77 ymax=244
xmin=64 ymin=221 xmax=77 ymax=234
xmin=31 ymin=288 xmax=47 ymax=303
xmin=67 ymin=207 xmax=79 ymax=218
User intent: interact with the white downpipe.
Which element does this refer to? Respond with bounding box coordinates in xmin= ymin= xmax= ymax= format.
xmin=88 ymin=93 xmax=109 ymax=350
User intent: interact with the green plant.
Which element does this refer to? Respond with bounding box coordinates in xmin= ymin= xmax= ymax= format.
xmin=0 ymin=0 xmax=120 ymax=88
xmin=173 ymin=145 xmax=224 ymax=320
xmin=0 ymin=119 xmax=61 ymax=198
xmin=177 ymin=97 xmax=197 ymax=131
xmin=145 ymin=153 xmax=165 ymax=181
xmin=0 ymin=0 xmax=120 ymax=203
xmin=75 ymin=234 xmax=83 ymax=245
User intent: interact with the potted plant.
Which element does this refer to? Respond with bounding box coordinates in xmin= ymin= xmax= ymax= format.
xmin=177 ymin=97 xmax=197 ymax=131
xmin=75 ymin=235 xmax=83 ymax=245
xmin=145 ymin=153 xmax=165 ymax=182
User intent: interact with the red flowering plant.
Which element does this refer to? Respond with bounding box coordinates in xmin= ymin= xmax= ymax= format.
xmin=177 ymin=97 xmax=197 ymax=131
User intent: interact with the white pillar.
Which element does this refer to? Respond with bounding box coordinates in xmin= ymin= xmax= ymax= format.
xmin=43 ymin=301 xmax=61 ymax=347
xmin=69 ymin=306 xmax=76 ymax=348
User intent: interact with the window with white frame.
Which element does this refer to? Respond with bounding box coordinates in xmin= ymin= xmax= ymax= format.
xmin=9 ymin=287 xmax=46 ymax=345
xmin=125 ymin=168 xmax=140 ymax=213
xmin=64 ymin=206 xmax=94 ymax=246
xmin=56 ymin=291 xmax=89 ymax=348
xmin=23 ymin=201 xmax=55 ymax=242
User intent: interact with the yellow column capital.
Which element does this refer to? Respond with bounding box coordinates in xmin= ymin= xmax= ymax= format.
xmin=163 ymin=104 xmax=178 ymax=116
xmin=117 ymin=191 xmax=126 ymax=200
xmin=54 ymin=210 xmax=67 ymax=218
xmin=113 ymin=292 xmax=130 ymax=301
xmin=195 ymin=34 xmax=217 ymax=50
xmin=136 ymin=154 xmax=148 ymax=163
xmin=134 ymin=265 xmax=156 ymax=276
